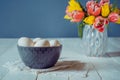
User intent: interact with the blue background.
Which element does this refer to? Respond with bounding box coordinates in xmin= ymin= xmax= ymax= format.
xmin=0 ymin=0 xmax=120 ymax=38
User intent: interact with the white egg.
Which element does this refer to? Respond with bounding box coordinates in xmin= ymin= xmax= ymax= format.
xmin=33 ymin=38 xmax=42 ymax=43
xmin=34 ymin=40 xmax=50 ymax=47
xmin=49 ymin=40 xmax=61 ymax=46
xmin=18 ymin=37 xmax=34 ymax=47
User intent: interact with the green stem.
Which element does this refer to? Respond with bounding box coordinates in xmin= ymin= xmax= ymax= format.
xmin=77 ymin=22 xmax=85 ymax=38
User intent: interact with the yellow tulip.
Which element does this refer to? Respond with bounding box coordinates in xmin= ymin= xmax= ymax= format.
xmin=113 ymin=7 xmax=120 ymax=14
xmin=67 ymin=0 xmax=83 ymax=12
xmin=64 ymin=15 xmax=72 ymax=20
xmin=83 ymin=16 xmax=95 ymax=25
xmin=101 ymin=3 xmax=110 ymax=17
xmin=116 ymin=18 xmax=120 ymax=24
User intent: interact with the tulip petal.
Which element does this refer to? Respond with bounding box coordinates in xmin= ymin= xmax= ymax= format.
xmin=84 ymin=16 xmax=95 ymax=25
xmin=101 ymin=3 xmax=110 ymax=17
xmin=116 ymin=18 xmax=120 ymax=24
xmin=64 ymin=15 xmax=72 ymax=20
xmin=68 ymin=0 xmax=82 ymax=12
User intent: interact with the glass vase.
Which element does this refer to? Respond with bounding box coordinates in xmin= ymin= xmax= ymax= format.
xmin=82 ymin=25 xmax=108 ymax=57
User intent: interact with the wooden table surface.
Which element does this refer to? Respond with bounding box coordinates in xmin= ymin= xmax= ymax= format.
xmin=0 ymin=38 xmax=120 ymax=80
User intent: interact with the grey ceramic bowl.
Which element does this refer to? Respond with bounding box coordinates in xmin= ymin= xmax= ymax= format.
xmin=17 ymin=45 xmax=62 ymax=69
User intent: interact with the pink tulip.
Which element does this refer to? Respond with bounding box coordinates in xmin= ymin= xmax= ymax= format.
xmin=65 ymin=6 xmax=73 ymax=18
xmin=65 ymin=6 xmax=84 ymax=22
xmin=108 ymin=12 xmax=119 ymax=23
xmin=71 ymin=11 xmax=85 ymax=22
xmin=93 ymin=16 xmax=108 ymax=32
xmin=86 ymin=0 xmax=101 ymax=16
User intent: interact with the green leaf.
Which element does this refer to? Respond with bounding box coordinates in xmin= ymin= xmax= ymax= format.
xmin=77 ymin=22 xmax=84 ymax=38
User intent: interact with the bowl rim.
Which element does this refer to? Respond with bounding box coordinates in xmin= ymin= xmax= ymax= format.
xmin=17 ymin=44 xmax=62 ymax=48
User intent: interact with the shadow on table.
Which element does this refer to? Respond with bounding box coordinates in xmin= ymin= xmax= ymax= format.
xmin=102 ymin=51 xmax=120 ymax=57
xmin=53 ymin=61 xmax=87 ymax=71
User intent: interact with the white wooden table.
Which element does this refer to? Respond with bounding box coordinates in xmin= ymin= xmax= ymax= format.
xmin=0 ymin=38 xmax=120 ymax=80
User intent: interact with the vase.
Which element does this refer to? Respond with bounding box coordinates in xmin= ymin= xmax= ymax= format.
xmin=82 ymin=25 xmax=108 ymax=57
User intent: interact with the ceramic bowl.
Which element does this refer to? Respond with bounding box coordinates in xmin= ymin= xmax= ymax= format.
xmin=17 ymin=45 xmax=62 ymax=69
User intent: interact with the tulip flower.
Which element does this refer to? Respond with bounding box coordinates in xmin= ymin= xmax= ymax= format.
xmin=71 ymin=11 xmax=84 ymax=22
xmin=113 ymin=7 xmax=120 ymax=14
xmin=64 ymin=0 xmax=84 ymax=22
xmin=108 ymin=12 xmax=119 ymax=23
xmin=67 ymin=0 xmax=83 ymax=12
xmin=101 ymin=3 xmax=110 ymax=17
xmin=93 ymin=16 xmax=108 ymax=32
xmin=83 ymin=16 xmax=95 ymax=25
xmin=116 ymin=18 xmax=120 ymax=24
xmin=86 ymin=0 xmax=101 ymax=16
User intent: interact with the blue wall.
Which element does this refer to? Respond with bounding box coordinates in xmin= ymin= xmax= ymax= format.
xmin=0 ymin=0 xmax=120 ymax=38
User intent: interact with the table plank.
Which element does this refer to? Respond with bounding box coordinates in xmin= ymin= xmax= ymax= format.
xmin=2 ymin=71 xmax=36 ymax=80
xmin=37 ymin=62 xmax=101 ymax=80
xmin=106 ymin=38 xmax=120 ymax=66
xmin=0 ymin=44 xmax=19 ymax=66
xmin=0 ymin=40 xmax=37 ymax=80
xmin=107 ymin=38 xmax=120 ymax=52
xmin=0 ymin=67 xmax=9 ymax=80
xmin=0 ymin=39 xmax=17 ymax=56
xmin=37 ymin=70 xmax=101 ymax=80
xmin=88 ymin=57 xmax=120 ymax=80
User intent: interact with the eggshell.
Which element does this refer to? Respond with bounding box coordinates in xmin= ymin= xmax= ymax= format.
xmin=49 ymin=40 xmax=61 ymax=46
xmin=34 ymin=40 xmax=50 ymax=47
xmin=18 ymin=37 xmax=34 ymax=47
xmin=33 ymin=38 xmax=42 ymax=43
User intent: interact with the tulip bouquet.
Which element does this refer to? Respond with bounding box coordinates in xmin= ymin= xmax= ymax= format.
xmin=64 ymin=0 xmax=120 ymax=38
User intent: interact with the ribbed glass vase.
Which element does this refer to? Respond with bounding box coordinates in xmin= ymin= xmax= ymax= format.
xmin=82 ymin=25 xmax=108 ymax=57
